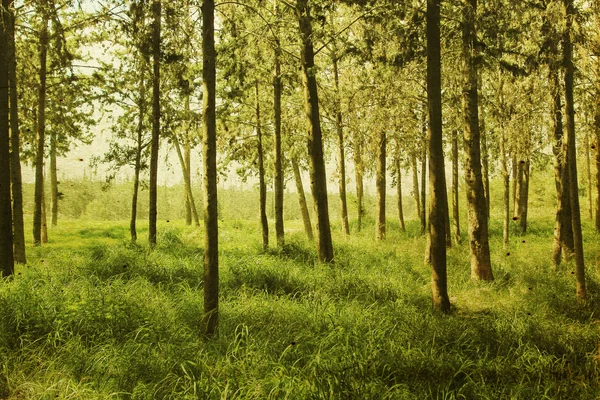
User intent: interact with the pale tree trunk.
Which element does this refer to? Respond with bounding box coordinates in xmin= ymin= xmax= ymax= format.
xmin=173 ymin=134 xmax=199 ymax=226
xmin=149 ymin=0 xmax=161 ymax=248
xmin=585 ymin=132 xmax=593 ymax=220
xmin=395 ymin=155 xmax=405 ymax=231
xmin=33 ymin=15 xmax=48 ymax=246
xmin=297 ymin=0 xmax=334 ymax=263
xmin=202 ymin=0 xmax=219 ymax=336
xmin=427 ymin=0 xmax=450 ymax=313
xmin=479 ymin=77 xmax=490 ymax=218
xmin=462 ymin=0 xmax=493 ymax=281
xmin=50 ymin=131 xmax=58 ymax=226
xmin=292 ymin=157 xmax=314 ymax=241
xmin=376 ymin=130 xmax=386 ymax=241
xmin=8 ymin=0 xmax=25 ymax=264
xmin=333 ymin=54 xmax=350 ymax=236
xmin=0 ymin=0 xmax=14 ymax=276
xmin=184 ymin=95 xmax=192 ymax=226
xmin=256 ymin=81 xmax=269 ymax=251
xmin=411 ymin=153 xmax=421 ymax=227
xmin=354 ymin=138 xmax=364 ymax=232
xmin=273 ymin=32 xmax=285 ymax=247
xmin=452 ymin=130 xmax=461 ymax=244
xmin=511 ymin=155 xmax=518 ymax=213
xmin=563 ymin=0 xmax=585 ymax=300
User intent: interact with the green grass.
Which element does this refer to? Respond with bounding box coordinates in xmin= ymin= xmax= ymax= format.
xmin=1 ymin=215 xmax=599 ymax=399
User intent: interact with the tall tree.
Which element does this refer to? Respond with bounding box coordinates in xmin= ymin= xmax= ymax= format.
xmin=202 ymin=0 xmax=219 ymax=336
xmin=376 ymin=129 xmax=386 ymax=241
xmin=256 ymin=81 xmax=269 ymax=251
xmin=0 ymin=0 xmax=14 ymax=276
xmin=296 ymin=0 xmax=334 ymax=263
xmin=451 ymin=130 xmax=461 ymax=244
xmin=461 ymin=0 xmax=493 ymax=280
xmin=148 ymin=0 xmax=161 ymax=248
xmin=273 ymin=0 xmax=285 ymax=247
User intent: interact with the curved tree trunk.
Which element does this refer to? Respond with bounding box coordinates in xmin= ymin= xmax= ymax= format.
xmin=174 ymin=134 xmax=200 ymax=227
xmin=292 ymin=157 xmax=314 ymax=241
xmin=297 ymin=0 xmax=333 ymax=263
xmin=8 ymin=1 xmax=25 ymax=264
xmin=202 ymin=0 xmax=219 ymax=336
xmin=333 ymin=54 xmax=350 ymax=236
xmin=256 ymin=81 xmax=269 ymax=251
xmin=461 ymin=0 xmax=493 ymax=281
xmin=376 ymin=130 xmax=386 ymax=241
xmin=149 ymin=0 xmax=161 ymax=248
xmin=0 ymin=0 xmax=14 ymax=276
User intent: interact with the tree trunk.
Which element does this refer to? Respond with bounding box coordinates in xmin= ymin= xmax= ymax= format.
xmin=273 ymin=34 xmax=285 ymax=247
xmin=461 ymin=0 xmax=493 ymax=281
xmin=297 ymin=0 xmax=334 ymax=263
xmin=353 ymin=138 xmax=364 ymax=232
xmin=292 ymin=157 xmax=314 ymax=241
xmin=515 ymin=158 xmax=530 ymax=233
xmin=8 ymin=1 xmax=25 ymax=265
xmin=595 ymin=101 xmax=600 ymax=233
xmin=427 ymin=0 xmax=450 ymax=312
xmin=376 ymin=130 xmax=386 ymax=241
xmin=333 ymin=54 xmax=350 ymax=236
xmin=480 ymin=82 xmax=490 ymax=218
xmin=149 ymin=0 xmax=161 ymax=248
xmin=33 ymin=15 xmax=48 ymax=246
xmin=0 ymin=0 xmax=14 ymax=276
xmin=50 ymin=131 xmax=58 ymax=226
xmin=452 ymin=130 xmax=461 ymax=244
xmin=131 ymin=68 xmax=145 ymax=243
xmin=501 ymin=127 xmax=510 ymax=249
xmin=184 ymin=95 xmax=192 ymax=226
xmin=173 ymin=134 xmax=200 ymax=226
xmin=41 ymin=179 xmax=48 ymax=243
xmin=585 ymin=132 xmax=593 ymax=220
xmin=395 ymin=155 xmax=405 ymax=231
xmin=256 ymin=81 xmax=269 ymax=251
xmin=202 ymin=0 xmax=219 ymax=336
xmin=563 ymin=0 xmax=585 ymax=300
xmin=411 ymin=153 xmax=421 ymax=227
xmin=420 ymin=144 xmax=427 ymax=234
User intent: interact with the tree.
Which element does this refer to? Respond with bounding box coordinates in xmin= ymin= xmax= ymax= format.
xmin=148 ymin=0 xmax=160 ymax=248
xmin=202 ymin=0 xmax=219 ymax=336
xmin=0 ymin=0 xmax=14 ymax=276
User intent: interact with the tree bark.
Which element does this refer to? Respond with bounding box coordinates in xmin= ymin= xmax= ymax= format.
xmin=149 ymin=0 xmax=161 ymax=248
xmin=8 ymin=0 xmax=25 ymax=264
xmin=0 ymin=0 xmax=14 ymax=276
xmin=411 ymin=153 xmax=421 ymax=227
xmin=479 ymin=80 xmax=490 ymax=218
xmin=395 ymin=155 xmax=405 ymax=231
xmin=130 ymin=68 xmax=145 ymax=243
xmin=33 ymin=14 xmax=48 ymax=246
xmin=50 ymin=131 xmax=58 ymax=226
xmin=41 ymin=179 xmax=47 ymax=243
xmin=353 ymin=138 xmax=364 ymax=232
xmin=585 ymin=132 xmax=592 ymax=220
xmin=292 ymin=157 xmax=314 ymax=241
xmin=595 ymin=100 xmax=600 ymax=233
xmin=452 ymin=130 xmax=461 ymax=244
xmin=563 ymin=0 xmax=585 ymax=300
xmin=173 ymin=134 xmax=200 ymax=226
xmin=420 ymin=141 xmax=427 ymax=234
xmin=273 ymin=33 xmax=285 ymax=247
xmin=501 ymin=127 xmax=510 ymax=249
xmin=427 ymin=0 xmax=450 ymax=312
xmin=256 ymin=81 xmax=269 ymax=251
xmin=461 ymin=0 xmax=493 ymax=281
xmin=202 ymin=0 xmax=219 ymax=336
xmin=376 ymin=130 xmax=386 ymax=241
xmin=297 ymin=0 xmax=334 ymax=263
xmin=184 ymin=95 xmax=192 ymax=226
xmin=333 ymin=54 xmax=350 ymax=236
xmin=515 ymin=158 xmax=530 ymax=233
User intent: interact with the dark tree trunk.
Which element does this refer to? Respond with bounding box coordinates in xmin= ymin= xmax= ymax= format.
xmin=563 ymin=0 xmax=585 ymax=300
xmin=256 ymin=81 xmax=269 ymax=251
xmin=595 ymin=104 xmax=600 ymax=233
xmin=50 ymin=131 xmax=58 ymax=226
xmin=395 ymin=155 xmax=405 ymax=232
xmin=411 ymin=153 xmax=421 ymax=227
xmin=376 ymin=130 xmax=386 ymax=241
xmin=501 ymin=127 xmax=510 ymax=249
xmin=273 ymin=36 xmax=285 ymax=247
xmin=292 ymin=157 xmax=314 ymax=241
xmin=0 ymin=0 xmax=14 ymax=276
xmin=452 ymin=130 xmax=461 ymax=244
xmin=33 ymin=15 xmax=48 ymax=246
xmin=333 ymin=54 xmax=350 ymax=236
xmin=427 ymin=0 xmax=450 ymax=312
xmin=149 ymin=0 xmax=161 ymax=248
xmin=353 ymin=138 xmax=364 ymax=232
xmin=8 ymin=1 xmax=25 ymax=264
xmin=202 ymin=0 xmax=219 ymax=336
xmin=131 ymin=68 xmax=145 ymax=243
xmin=297 ymin=0 xmax=333 ymax=263
xmin=461 ymin=0 xmax=493 ymax=281
xmin=515 ymin=158 xmax=530 ymax=233
xmin=420 ymin=143 xmax=427 ymax=234
xmin=41 ymin=180 xmax=47 ymax=243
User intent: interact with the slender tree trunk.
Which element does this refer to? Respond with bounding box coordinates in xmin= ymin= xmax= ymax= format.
xmin=411 ymin=153 xmax=421 ymax=226
xmin=452 ymin=130 xmax=461 ymax=244
xmin=202 ymin=0 xmax=219 ymax=336
xmin=149 ymin=0 xmax=161 ymax=248
xmin=563 ymin=0 xmax=585 ymax=300
xmin=33 ymin=15 xmax=48 ymax=246
xmin=292 ymin=157 xmax=314 ymax=241
xmin=41 ymin=179 xmax=47 ymax=243
xmin=131 ymin=68 xmax=145 ymax=243
xmin=273 ymin=35 xmax=285 ymax=247
xmin=420 ymin=144 xmax=427 ymax=233
xmin=184 ymin=95 xmax=192 ymax=226
xmin=461 ymin=0 xmax=493 ymax=281
xmin=297 ymin=0 xmax=333 ymax=263
xmin=354 ymin=138 xmax=364 ymax=232
xmin=174 ymin=134 xmax=200 ymax=226
xmin=501 ymin=127 xmax=510 ymax=249
xmin=376 ymin=130 xmax=386 ymax=241
xmin=511 ymin=155 xmax=518 ymax=213
xmin=427 ymin=0 xmax=450 ymax=312
xmin=395 ymin=155 xmax=406 ymax=231
xmin=8 ymin=1 xmax=24 ymax=264
xmin=595 ymin=102 xmax=600 ymax=233
xmin=333 ymin=54 xmax=350 ymax=236
xmin=585 ymin=132 xmax=593 ymax=220
xmin=479 ymin=82 xmax=490 ymax=218
xmin=50 ymin=131 xmax=58 ymax=226
xmin=0 ymin=0 xmax=14 ymax=276
xmin=515 ymin=158 xmax=530 ymax=233
xmin=256 ymin=81 xmax=269 ymax=251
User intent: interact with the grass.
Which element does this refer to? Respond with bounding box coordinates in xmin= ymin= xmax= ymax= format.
xmin=0 ymin=215 xmax=599 ymax=399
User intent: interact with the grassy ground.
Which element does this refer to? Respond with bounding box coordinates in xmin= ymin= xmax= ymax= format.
xmin=0 ymin=215 xmax=599 ymax=399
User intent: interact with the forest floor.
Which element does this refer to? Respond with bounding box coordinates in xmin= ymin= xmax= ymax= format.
xmin=1 ymin=215 xmax=599 ymax=399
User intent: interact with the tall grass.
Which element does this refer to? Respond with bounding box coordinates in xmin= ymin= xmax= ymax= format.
xmin=0 ymin=216 xmax=599 ymax=399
